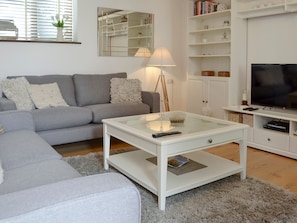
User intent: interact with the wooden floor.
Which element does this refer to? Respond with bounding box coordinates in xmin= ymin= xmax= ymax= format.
xmin=54 ymin=138 xmax=297 ymax=193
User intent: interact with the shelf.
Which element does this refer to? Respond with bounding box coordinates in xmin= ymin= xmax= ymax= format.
xmin=189 ymin=9 xmax=231 ymax=20
xmin=189 ymin=40 xmax=231 ymax=46
xmin=102 ymin=22 xmax=128 ymax=28
xmin=128 ymin=36 xmax=152 ymax=40
xmin=189 ymin=26 xmax=230 ymax=33
xmin=188 ymin=75 xmax=229 ymax=80
xmin=189 ymin=54 xmax=230 ymax=58
xmin=108 ymin=150 xmax=243 ymax=197
xmin=0 ymin=39 xmax=81 ymax=44
xmin=128 ymin=24 xmax=152 ymax=29
xmin=237 ymin=2 xmax=297 ymax=19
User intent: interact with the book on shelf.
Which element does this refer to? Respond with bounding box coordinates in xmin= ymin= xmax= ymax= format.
xmin=193 ymin=0 xmax=219 ymax=16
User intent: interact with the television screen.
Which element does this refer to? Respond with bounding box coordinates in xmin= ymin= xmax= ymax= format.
xmin=251 ymin=64 xmax=297 ymax=110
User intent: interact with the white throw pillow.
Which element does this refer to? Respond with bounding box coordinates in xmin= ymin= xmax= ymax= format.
xmin=27 ymin=83 xmax=69 ymax=109
xmin=110 ymin=78 xmax=142 ymax=104
xmin=0 ymin=160 xmax=3 ymax=185
xmin=1 ymin=77 xmax=35 ymax=110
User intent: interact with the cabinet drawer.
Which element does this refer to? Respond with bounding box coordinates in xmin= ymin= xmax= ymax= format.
xmin=289 ymin=136 xmax=297 ymax=154
xmin=254 ymin=129 xmax=289 ymax=151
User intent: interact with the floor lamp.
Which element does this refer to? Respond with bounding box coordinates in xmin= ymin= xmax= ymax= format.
xmin=147 ymin=47 xmax=176 ymax=112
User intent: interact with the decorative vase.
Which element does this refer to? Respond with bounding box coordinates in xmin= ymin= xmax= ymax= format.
xmin=56 ymin=27 xmax=64 ymax=41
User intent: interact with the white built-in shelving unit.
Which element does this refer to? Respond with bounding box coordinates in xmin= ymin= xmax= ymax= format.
xmin=187 ymin=0 xmax=246 ymax=119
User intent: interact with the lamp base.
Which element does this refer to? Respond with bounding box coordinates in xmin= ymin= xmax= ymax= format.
xmin=154 ymin=74 xmax=170 ymax=112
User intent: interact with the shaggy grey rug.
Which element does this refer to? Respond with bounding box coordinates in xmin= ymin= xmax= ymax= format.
xmin=63 ymin=149 xmax=297 ymax=223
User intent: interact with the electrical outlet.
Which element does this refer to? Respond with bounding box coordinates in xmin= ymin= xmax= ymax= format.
xmin=167 ymin=79 xmax=173 ymax=84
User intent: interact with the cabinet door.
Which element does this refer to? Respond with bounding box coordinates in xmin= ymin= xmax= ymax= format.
xmin=187 ymin=79 xmax=204 ymax=114
xmin=207 ymin=79 xmax=229 ymax=119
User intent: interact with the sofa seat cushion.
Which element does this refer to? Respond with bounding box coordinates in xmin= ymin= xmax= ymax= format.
xmin=85 ymin=103 xmax=150 ymax=123
xmin=0 ymin=160 xmax=81 ymax=195
xmin=31 ymin=107 xmax=93 ymax=132
xmin=0 ymin=130 xmax=61 ymax=170
xmin=73 ymin=73 xmax=127 ymax=106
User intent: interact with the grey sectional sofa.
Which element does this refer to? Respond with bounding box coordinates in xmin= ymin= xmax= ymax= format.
xmin=0 ymin=110 xmax=141 ymax=223
xmin=0 ymin=73 xmax=160 ymax=145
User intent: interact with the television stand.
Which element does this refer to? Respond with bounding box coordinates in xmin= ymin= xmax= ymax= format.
xmin=223 ymin=106 xmax=297 ymax=160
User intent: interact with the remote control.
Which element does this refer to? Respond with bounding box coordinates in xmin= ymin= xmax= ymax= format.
xmin=152 ymin=131 xmax=182 ymax=138
xmin=243 ymin=107 xmax=259 ymax=111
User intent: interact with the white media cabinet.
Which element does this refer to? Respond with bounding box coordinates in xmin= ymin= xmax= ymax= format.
xmin=224 ymin=106 xmax=297 ymax=159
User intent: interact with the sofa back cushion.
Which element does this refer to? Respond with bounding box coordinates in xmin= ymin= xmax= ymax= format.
xmin=18 ymin=75 xmax=77 ymax=106
xmin=73 ymin=73 xmax=127 ymax=106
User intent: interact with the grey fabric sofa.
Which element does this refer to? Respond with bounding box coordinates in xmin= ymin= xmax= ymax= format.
xmin=0 ymin=111 xmax=141 ymax=223
xmin=0 ymin=73 xmax=160 ymax=145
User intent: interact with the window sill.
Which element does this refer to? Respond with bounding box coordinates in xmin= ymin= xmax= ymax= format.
xmin=0 ymin=39 xmax=81 ymax=44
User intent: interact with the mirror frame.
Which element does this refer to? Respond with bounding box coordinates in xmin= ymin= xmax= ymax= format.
xmin=98 ymin=7 xmax=154 ymax=57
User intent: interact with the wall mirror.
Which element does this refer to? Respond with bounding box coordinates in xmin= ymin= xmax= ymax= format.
xmin=98 ymin=7 xmax=154 ymax=57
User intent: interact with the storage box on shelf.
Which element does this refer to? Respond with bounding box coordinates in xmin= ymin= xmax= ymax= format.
xmin=224 ymin=106 xmax=297 ymax=159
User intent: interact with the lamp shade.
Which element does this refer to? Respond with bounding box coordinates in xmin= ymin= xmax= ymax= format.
xmin=146 ymin=47 xmax=176 ymax=67
xmin=135 ymin=47 xmax=151 ymax=57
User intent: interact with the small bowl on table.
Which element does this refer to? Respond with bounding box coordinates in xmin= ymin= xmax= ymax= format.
xmin=169 ymin=112 xmax=186 ymax=126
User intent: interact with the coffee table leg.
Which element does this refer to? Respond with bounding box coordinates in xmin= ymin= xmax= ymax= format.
xmin=239 ymin=128 xmax=247 ymax=180
xmin=103 ymin=124 xmax=110 ymax=170
xmin=157 ymin=146 xmax=167 ymax=210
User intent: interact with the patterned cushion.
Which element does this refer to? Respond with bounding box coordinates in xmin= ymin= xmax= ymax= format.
xmin=0 ymin=123 xmax=4 ymax=135
xmin=1 ymin=77 xmax=35 ymax=110
xmin=110 ymin=78 xmax=142 ymax=103
xmin=27 ymin=83 xmax=69 ymax=109
xmin=22 ymin=75 xmax=77 ymax=106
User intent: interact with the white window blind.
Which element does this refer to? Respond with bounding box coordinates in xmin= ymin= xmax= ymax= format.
xmin=0 ymin=0 xmax=73 ymax=41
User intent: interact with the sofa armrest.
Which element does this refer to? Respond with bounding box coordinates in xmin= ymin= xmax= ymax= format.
xmin=0 ymin=111 xmax=35 ymax=132
xmin=0 ymin=173 xmax=141 ymax=223
xmin=141 ymin=91 xmax=160 ymax=113
xmin=0 ymin=98 xmax=16 ymax=112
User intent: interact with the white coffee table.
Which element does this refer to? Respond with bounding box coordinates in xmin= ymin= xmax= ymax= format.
xmin=103 ymin=111 xmax=248 ymax=210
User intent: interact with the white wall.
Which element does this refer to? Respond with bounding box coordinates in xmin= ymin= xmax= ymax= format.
xmin=246 ymin=12 xmax=297 ymax=101
xmin=0 ymin=0 xmax=187 ymax=111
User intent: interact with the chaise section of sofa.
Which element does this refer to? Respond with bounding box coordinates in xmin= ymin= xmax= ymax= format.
xmin=0 ymin=110 xmax=141 ymax=223
xmin=0 ymin=73 xmax=160 ymax=145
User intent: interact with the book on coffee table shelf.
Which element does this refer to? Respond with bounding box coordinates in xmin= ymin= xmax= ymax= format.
xmin=168 ymin=156 xmax=189 ymax=168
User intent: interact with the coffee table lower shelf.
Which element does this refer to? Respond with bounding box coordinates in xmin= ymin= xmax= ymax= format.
xmin=108 ymin=150 xmax=244 ymax=198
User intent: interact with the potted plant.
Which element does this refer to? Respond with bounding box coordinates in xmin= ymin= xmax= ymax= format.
xmin=51 ymin=14 xmax=68 ymax=41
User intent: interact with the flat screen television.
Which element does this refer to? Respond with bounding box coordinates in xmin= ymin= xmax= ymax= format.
xmin=251 ymin=64 xmax=297 ymax=110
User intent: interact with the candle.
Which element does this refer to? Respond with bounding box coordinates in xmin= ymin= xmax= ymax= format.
xmin=242 ymin=92 xmax=247 ymax=101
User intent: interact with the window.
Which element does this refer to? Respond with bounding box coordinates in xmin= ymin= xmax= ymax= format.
xmin=0 ymin=0 xmax=73 ymax=41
